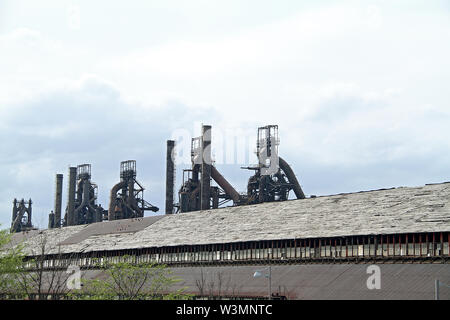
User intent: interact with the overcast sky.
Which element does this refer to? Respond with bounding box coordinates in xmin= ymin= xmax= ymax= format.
xmin=1 ymin=0 xmax=450 ymax=229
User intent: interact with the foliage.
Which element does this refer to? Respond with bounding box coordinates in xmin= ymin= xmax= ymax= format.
xmin=13 ymin=234 xmax=73 ymax=300
xmin=1 ymin=230 xmax=74 ymax=300
xmin=69 ymin=257 xmax=192 ymax=300
xmin=0 ymin=226 xmax=26 ymax=297
xmin=2 ymin=228 xmax=191 ymax=300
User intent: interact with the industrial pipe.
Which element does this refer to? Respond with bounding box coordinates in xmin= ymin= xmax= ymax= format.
xmin=74 ymin=179 xmax=98 ymax=223
xmin=67 ymin=167 xmax=77 ymax=226
xmin=108 ymin=181 xmax=126 ymax=221
xmin=54 ymin=174 xmax=63 ymax=228
xmin=211 ymin=166 xmax=241 ymax=204
xmin=278 ymin=156 xmax=305 ymax=199
xmin=201 ymin=125 xmax=212 ymax=210
xmin=165 ymin=140 xmax=175 ymax=214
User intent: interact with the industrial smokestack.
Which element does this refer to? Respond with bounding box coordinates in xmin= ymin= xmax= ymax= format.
xmin=201 ymin=125 xmax=212 ymax=210
xmin=11 ymin=198 xmax=17 ymax=227
xmin=165 ymin=140 xmax=175 ymax=214
xmin=54 ymin=174 xmax=63 ymax=228
xmin=27 ymin=198 xmax=32 ymax=226
xmin=48 ymin=211 xmax=55 ymax=229
xmin=67 ymin=167 xmax=77 ymax=226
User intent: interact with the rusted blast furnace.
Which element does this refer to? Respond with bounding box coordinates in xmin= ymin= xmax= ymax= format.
xmin=176 ymin=125 xmax=241 ymax=213
xmin=10 ymin=198 xmax=34 ymax=233
xmin=64 ymin=164 xmax=107 ymax=226
xmin=108 ymin=160 xmax=159 ymax=221
xmin=242 ymin=125 xmax=305 ymax=204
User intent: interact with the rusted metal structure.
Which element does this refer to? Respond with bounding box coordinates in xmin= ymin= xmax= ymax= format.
xmin=200 ymin=125 xmax=212 ymax=210
xmin=242 ymin=125 xmax=305 ymax=204
xmin=65 ymin=166 xmax=77 ymax=226
xmin=49 ymin=174 xmax=63 ymax=228
xmin=10 ymin=198 xmax=34 ymax=233
xmin=165 ymin=140 xmax=176 ymax=214
xmin=175 ymin=124 xmax=305 ymax=213
xmin=108 ymin=160 xmax=159 ymax=221
xmin=63 ymin=164 xmax=106 ymax=226
xmin=178 ymin=125 xmax=242 ymax=213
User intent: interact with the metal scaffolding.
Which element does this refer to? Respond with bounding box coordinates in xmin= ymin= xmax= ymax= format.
xmin=108 ymin=160 xmax=159 ymax=221
xmin=10 ymin=198 xmax=34 ymax=233
xmin=63 ymin=164 xmax=106 ymax=226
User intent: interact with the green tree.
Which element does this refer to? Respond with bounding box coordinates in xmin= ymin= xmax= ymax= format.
xmin=13 ymin=233 xmax=75 ymax=300
xmin=0 ymin=226 xmax=26 ymax=298
xmin=72 ymin=257 xmax=191 ymax=300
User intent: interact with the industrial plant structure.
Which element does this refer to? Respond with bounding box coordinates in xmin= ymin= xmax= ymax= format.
xmin=10 ymin=198 xmax=34 ymax=233
xmin=5 ymin=123 xmax=450 ymax=299
xmin=44 ymin=161 xmax=159 ymax=230
xmin=108 ymin=160 xmax=159 ymax=221
xmin=173 ymin=124 xmax=305 ymax=213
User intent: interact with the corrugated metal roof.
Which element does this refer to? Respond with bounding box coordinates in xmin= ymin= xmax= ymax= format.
xmin=9 ymin=182 xmax=450 ymax=255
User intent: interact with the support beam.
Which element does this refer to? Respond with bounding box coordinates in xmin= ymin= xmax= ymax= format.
xmin=211 ymin=166 xmax=241 ymax=203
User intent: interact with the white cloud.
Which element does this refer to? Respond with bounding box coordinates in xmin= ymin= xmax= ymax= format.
xmin=1 ymin=1 xmax=450 ymax=228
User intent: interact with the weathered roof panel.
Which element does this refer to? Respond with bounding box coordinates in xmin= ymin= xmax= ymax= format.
xmin=10 ymin=182 xmax=450 ymax=255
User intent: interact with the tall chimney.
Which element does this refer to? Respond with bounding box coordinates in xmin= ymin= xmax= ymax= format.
xmin=67 ymin=167 xmax=77 ymax=226
xmin=200 ymin=125 xmax=211 ymax=210
xmin=11 ymin=198 xmax=17 ymax=228
xmin=54 ymin=174 xmax=63 ymax=228
xmin=27 ymin=198 xmax=32 ymax=227
xmin=48 ymin=211 xmax=55 ymax=229
xmin=165 ymin=140 xmax=175 ymax=214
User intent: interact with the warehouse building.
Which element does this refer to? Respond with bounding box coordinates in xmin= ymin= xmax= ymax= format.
xmin=8 ymin=181 xmax=450 ymax=299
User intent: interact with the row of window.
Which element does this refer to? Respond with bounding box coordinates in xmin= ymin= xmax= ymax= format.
xmin=26 ymin=241 xmax=449 ymax=269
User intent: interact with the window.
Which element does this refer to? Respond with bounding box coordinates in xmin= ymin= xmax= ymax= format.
xmin=436 ymin=244 xmax=442 ymax=256
xmin=325 ymin=245 xmax=331 ymax=257
xmin=388 ymin=243 xmax=394 ymax=256
xmin=320 ymin=246 xmax=326 ymax=257
xmin=288 ymin=248 xmax=295 ymax=259
xmin=407 ymin=244 xmax=414 ymax=256
xmin=444 ymin=242 xmax=449 ymax=255
xmin=414 ymin=244 xmax=420 ymax=256
xmin=364 ymin=245 xmax=370 ymax=257
xmin=381 ymin=244 xmax=387 ymax=256
xmin=421 ymin=243 xmax=428 ymax=256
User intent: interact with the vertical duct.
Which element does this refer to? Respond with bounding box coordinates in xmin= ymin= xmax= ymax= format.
xmin=27 ymin=199 xmax=32 ymax=227
xmin=48 ymin=211 xmax=55 ymax=229
xmin=54 ymin=174 xmax=63 ymax=228
xmin=67 ymin=166 xmax=77 ymax=226
xmin=165 ymin=140 xmax=175 ymax=214
xmin=108 ymin=181 xmax=125 ymax=221
xmin=201 ymin=125 xmax=212 ymax=210
xmin=11 ymin=198 xmax=17 ymax=228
